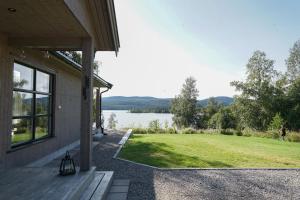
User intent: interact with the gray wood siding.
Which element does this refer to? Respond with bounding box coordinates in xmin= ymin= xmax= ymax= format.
xmin=0 ymin=44 xmax=82 ymax=168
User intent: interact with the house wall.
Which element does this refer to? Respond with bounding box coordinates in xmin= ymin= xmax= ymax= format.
xmin=0 ymin=41 xmax=83 ymax=169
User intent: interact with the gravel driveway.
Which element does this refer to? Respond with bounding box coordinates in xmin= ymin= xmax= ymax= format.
xmin=83 ymin=131 xmax=300 ymax=200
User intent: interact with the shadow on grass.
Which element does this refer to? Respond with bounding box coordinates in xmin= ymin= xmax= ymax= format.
xmin=120 ymin=141 xmax=233 ymax=168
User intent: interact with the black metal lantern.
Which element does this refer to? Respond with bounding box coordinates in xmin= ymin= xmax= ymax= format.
xmin=59 ymin=151 xmax=76 ymax=176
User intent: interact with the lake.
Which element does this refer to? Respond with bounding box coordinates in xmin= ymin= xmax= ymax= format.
xmin=103 ymin=110 xmax=173 ymax=129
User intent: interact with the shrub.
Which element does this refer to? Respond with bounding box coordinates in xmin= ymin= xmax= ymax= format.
xmin=234 ymin=130 xmax=243 ymax=136
xmin=180 ymin=128 xmax=197 ymax=134
xmin=242 ymin=127 xmax=254 ymax=137
xmin=107 ymin=113 xmax=117 ymax=129
xmin=268 ymin=113 xmax=284 ymax=131
xmin=287 ymin=132 xmax=300 ymax=142
xmin=132 ymin=128 xmax=148 ymax=134
xmin=14 ymin=127 xmax=27 ymax=134
xmin=166 ymin=127 xmax=178 ymax=134
xmin=269 ymin=130 xmax=280 ymax=139
xmin=148 ymin=120 xmax=161 ymax=132
xmin=197 ymin=129 xmax=204 ymax=134
xmin=219 ymin=129 xmax=234 ymax=135
xmin=243 ymin=132 xmax=252 ymax=137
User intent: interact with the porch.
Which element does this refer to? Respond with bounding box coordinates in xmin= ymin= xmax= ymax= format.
xmin=0 ymin=0 xmax=120 ymax=199
xmin=0 ymin=130 xmax=130 ymax=200
xmin=0 ymin=167 xmax=113 ymax=200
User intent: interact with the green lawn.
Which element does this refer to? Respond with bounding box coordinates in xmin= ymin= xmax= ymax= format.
xmin=119 ymin=134 xmax=300 ymax=168
xmin=12 ymin=131 xmax=48 ymax=144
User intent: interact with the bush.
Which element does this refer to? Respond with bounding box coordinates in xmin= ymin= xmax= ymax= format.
xmin=166 ymin=128 xmax=178 ymax=134
xmin=180 ymin=128 xmax=197 ymax=134
xmin=269 ymin=130 xmax=280 ymax=139
xmin=234 ymin=130 xmax=243 ymax=136
xmin=132 ymin=128 xmax=148 ymax=134
xmin=268 ymin=113 xmax=284 ymax=131
xmin=148 ymin=119 xmax=161 ymax=131
xmin=219 ymin=129 xmax=234 ymax=135
xmin=287 ymin=132 xmax=300 ymax=142
xmin=14 ymin=127 xmax=27 ymax=134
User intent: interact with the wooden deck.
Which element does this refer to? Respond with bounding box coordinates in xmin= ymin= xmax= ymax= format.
xmin=0 ymin=167 xmax=113 ymax=200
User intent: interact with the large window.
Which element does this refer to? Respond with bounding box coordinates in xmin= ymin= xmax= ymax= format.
xmin=12 ymin=62 xmax=53 ymax=147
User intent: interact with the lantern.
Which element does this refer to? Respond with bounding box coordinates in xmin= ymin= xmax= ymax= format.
xmin=59 ymin=151 xmax=76 ymax=176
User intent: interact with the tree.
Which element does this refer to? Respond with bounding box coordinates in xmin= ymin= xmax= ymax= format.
xmin=62 ymin=51 xmax=100 ymax=72
xmin=101 ymin=112 xmax=105 ymax=128
xmin=209 ymin=107 xmax=236 ymax=130
xmin=201 ymin=97 xmax=222 ymax=128
xmin=286 ymin=77 xmax=300 ymax=130
xmin=286 ymin=40 xmax=300 ymax=82
xmin=107 ymin=113 xmax=117 ymax=129
xmin=231 ymin=51 xmax=278 ymax=130
xmin=268 ymin=113 xmax=284 ymax=130
xmin=170 ymin=77 xmax=199 ymax=128
xmin=148 ymin=119 xmax=161 ymax=131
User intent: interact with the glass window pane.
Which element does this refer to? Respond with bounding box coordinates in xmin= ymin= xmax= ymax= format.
xmin=36 ymin=71 xmax=50 ymax=93
xmin=35 ymin=117 xmax=49 ymax=139
xmin=12 ymin=119 xmax=32 ymax=145
xmin=36 ymin=94 xmax=49 ymax=115
xmin=13 ymin=63 xmax=33 ymax=90
xmin=13 ymin=92 xmax=32 ymax=116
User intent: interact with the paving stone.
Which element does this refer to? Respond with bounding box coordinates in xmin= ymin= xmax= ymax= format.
xmin=112 ymin=179 xmax=130 ymax=186
xmin=106 ymin=192 xmax=127 ymax=200
xmin=110 ymin=186 xmax=129 ymax=193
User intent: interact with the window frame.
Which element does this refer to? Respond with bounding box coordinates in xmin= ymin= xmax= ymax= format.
xmin=12 ymin=61 xmax=54 ymax=148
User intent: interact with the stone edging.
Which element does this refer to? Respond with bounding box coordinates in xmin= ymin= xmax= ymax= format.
xmin=113 ymin=129 xmax=132 ymax=158
xmin=115 ymin=157 xmax=300 ymax=171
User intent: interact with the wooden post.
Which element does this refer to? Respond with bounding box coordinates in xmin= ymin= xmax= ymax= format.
xmin=0 ymin=35 xmax=11 ymax=169
xmin=96 ymin=88 xmax=101 ymax=131
xmin=80 ymin=38 xmax=94 ymax=171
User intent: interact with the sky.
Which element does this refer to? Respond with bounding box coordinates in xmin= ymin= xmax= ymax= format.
xmin=96 ymin=0 xmax=300 ymax=99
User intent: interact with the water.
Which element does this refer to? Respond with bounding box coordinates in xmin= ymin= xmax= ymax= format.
xmin=103 ymin=110 xmax=173 ymax=129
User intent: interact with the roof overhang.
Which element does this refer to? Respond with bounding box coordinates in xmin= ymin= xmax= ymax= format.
xmin=51 ymin=51 xmax=113 ymax=89
xmin=0 ymin=0 xmax=119 ymax=53
xmin=87 ymin=0 xmax=120 ymax=53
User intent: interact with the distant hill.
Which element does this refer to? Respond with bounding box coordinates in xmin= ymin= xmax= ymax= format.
xmin=198 ymin=96 xmax=234 ymax=107
xmin=102 ymin=96 xmax=233 ymax=111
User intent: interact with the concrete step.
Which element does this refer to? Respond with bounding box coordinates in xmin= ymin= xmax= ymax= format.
xmin=67 ymin=167 xmax=96 ymax=200
xmin=106 ymin=179 xmax=130 ymax=200
xmin=80 ymin=171 xmax=114 ymax=200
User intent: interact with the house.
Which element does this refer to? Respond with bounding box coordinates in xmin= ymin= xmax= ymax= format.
xmin=0 ymin=0 xmax=119 ymax=172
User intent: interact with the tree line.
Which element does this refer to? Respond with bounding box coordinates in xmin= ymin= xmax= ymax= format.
xmin=171 ymin=40 xmax=300 ymax=132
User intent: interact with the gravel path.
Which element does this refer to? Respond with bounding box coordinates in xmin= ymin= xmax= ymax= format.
xmin=75 ymin=131 xmax=300 ymax=200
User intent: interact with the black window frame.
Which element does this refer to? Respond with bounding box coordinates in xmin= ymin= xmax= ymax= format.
xmin=12 ymin=61 xmax=54 ymax=148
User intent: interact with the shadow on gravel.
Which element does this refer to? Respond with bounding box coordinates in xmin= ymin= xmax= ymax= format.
xmin=119 ymin=141 xmax=233 ymax=168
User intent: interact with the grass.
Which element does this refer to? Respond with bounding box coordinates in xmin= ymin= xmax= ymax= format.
xmin=12 ymin=131 xmax=48 ymax=144
xmin=119 ymin=134 xmax=300 ymax=168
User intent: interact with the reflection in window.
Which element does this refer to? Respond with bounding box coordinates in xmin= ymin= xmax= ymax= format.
xmin=13 ymin=63 xmax=33 ymax=90
xmin=36 ymin=94 xmax=49 ymax=115
xmin=13 ymin=92 xmax=32 ymax=116
xmin=12 ymin=62 xmax=53 ymax=147
xmin=35 ymin=117 xmax=49 ymax=139
xmin=11 ymin=119 xmax=32 ymax=144
xmin=36 ymin=71 xmax=50 ymax=93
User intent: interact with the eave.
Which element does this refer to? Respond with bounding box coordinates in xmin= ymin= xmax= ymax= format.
xmin=51 ymin=51 xmax=113 ymax=89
